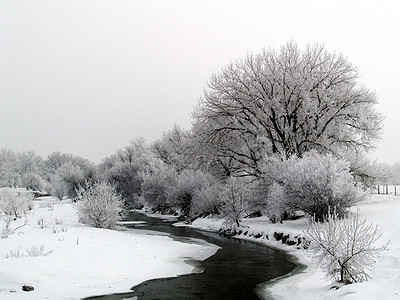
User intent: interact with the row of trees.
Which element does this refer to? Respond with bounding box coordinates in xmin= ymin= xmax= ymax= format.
xmin=0 ymin=140 xmax=370 ymax=224
xmin=0 ymin=149 xmax=95 ymax=200
xmin=0 ymin=43 xmax=389 ymax=223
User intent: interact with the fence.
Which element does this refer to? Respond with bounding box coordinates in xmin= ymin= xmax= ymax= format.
xmin=374 ymin=185 xmax=399 ymax=196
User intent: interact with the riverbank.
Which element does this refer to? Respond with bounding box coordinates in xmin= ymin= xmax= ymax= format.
xmin=175 ymin=194 xmax=399 ymax=300
xmin=0 ymin=197 xmax=219 ymax=299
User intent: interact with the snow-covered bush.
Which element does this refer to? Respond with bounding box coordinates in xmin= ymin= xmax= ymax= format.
xmin=305 ymin=212 xmax=388 ymax=284
xmin=261 ymin=151 xmax=364 ymax=221
xmin=49 ymin=173 xmax=69 ymax=201
xmin=1 ymin=216 xmax=28 ymax=238
xmin=142 ymin=164 xmax=178 ymax=213
xmin=26 ymin=245 xmax=53 ymax=257
xmin=2 ymin=247 xmax=22 ymax=259
xmin=76 ymin=181 xmax=124 ymax=229
xmin=264 ymin=182 xmax=288 ymax=223
xmin=102 ymin=162 xmax=143 ymax=208
xmin=143 ymin=161 xmax=223 ymax=218
xmin=44 ymin=153 xmax=95 ymax=200
xmin=1 ymin=216 xmax=13 ymax=238
xmin=37 ymin=217 xmax=48 ymax=229
xmin=21 ymin=172 xmax=46 ymax=191
xmin=3 ymin=245 xmax=52 ymax=258
xmin=0 ymin=188 xmax=33 ymax=218
xmin=167 ymin=169 xmax=216 ymax=218
xmin=191 ymin=181 xmax=224 ymax=217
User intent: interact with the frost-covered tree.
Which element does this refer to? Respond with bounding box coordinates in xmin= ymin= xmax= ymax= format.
xmin=99 ymin=139 xmax=151 ymax=208
xmin=44 ymin=152 xmax=74 ymax=173
xmin=264 ymin=182 xmax=287 ymax=223
xmin=21 ymin=172 xmax=46 ymax=191
xmin=44 ymin=153 xmax=95 ymax=199
xmin=152 ymin=124 xmax=192 ymax=172
xmin=0 ymin=149 xmax=47 ymax=191
xmin=387 ymin=161 xmax=400 ymax=185
xmin=76 ymin=181 xmax=124 ymax=229
xmin=192 ymin=42 xmax=382 ymax=177
xmin=0 ymin=188 xmax=33 ymax=218
xmin=141 ymin=161 xmax=178 ymax=213
xmin=305 ymin=212 xmax=388 ymax=284
xmin=221 ymin=177 xmax=253 ymax=227
xmin=102 ymin=162 xmax=143 ymax=208
xmin=191 ymin=181 xmax=224 ymax=217
xmin=49 ymin=173 xmax=69 ymax=201
xmin=259 ymin=151 xmax=364 ymax=221
xmin=0 ymin=149 xmax=21 ymax=187
xmin=15 ymin=151 xmax=43 ymax=179
xmin=142 ymin=159 xmax=221 ymax=218
xmin=167 ymin=169 xmax=216 ymax=218
xmin=345 ymin=152 xmax=389 ymax=187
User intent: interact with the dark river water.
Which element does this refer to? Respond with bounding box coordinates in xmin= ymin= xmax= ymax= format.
xmin=85 ymin=211 xmax=297 ymax=300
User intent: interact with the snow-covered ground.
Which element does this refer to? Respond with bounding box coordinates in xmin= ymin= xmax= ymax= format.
xmin=1 ymin=194 xmax=398 ymax=300
xmin=0 ymin=197 xmax=219 ymax=300
xmin=178 ymin=194 xmax=400 ymax=300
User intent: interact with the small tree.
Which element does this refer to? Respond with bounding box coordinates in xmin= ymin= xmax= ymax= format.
xmin=264 ymin=182 xmax=288 ymax=223
xmin=49 ymin=173 xmax=69 ymax=201
xmin=305 ymin=212 xmax=388 ymax=284
xmin=76 ymin=181 xmax=124 ymax=229
xmin=221 ymin=177 xmax=252 ymax=227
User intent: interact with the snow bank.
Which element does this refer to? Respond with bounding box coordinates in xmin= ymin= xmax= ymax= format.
xmin=179 ymin=194 xmax=399 ymax=300
xmin=0 ymin=197 xmax=219 ymax=299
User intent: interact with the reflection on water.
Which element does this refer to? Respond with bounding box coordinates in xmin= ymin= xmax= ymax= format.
xmin=84 ymin=212 xmax=296 ymax=300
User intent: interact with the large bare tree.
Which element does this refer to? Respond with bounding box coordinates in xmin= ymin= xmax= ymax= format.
xmin=192 ymin=42 xmax=383 ymax=177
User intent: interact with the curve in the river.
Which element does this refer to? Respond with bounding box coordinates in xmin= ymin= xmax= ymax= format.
xmin=84 ymin=211 xmax=297 ymax=300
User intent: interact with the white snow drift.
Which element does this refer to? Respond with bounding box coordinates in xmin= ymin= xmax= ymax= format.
xmin=180 ymin=194 xmax=398 ymax=300
xmin=0 ymin=197 xmax=219 ymax=300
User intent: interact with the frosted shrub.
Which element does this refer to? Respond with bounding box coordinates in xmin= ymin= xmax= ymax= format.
xmin=102 ymin=162 xmax=143 ymax=209
xmin=191 ymin=182 xmax=224 ymax=217
xmin=21 ymin=172 xmax=46 ymax=191
xmin=3 ymin=247 xmax=22 ymax=259
xmin=0 ymin=188 xmax=33 ymax=218
xmin=142 ymin=165 xmax=178 ymax=213
xmin=1 ymin=216 xmax=13 ymax=239
xmin=25 ymin=245 xmax=53 ymax=257
xmin=51 ymin=225 xmax=59 ymax=234
xmin=37 ymin=217 xmax=47 ymax=229
xmin=1 ymin=216 xmax=27 ymax=238
xmin=3 ymin=245 xmax=52 ymax=258
xmin=53 ymin=217 xmax=64 ymax=225
xmin=167 ymin=169 xmax=216 ymax=218
xmin=76 ymin=181 xmax=124 ymax=229
xmin=262 ymin=151 xmax=364 ymax=221
xmin=265 ymin=182 xmax=287 ymax=223
xmin=305 ymin=212 xmax=388 ymax=284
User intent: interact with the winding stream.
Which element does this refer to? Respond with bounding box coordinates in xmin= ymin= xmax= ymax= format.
xmin=85 ymin=211 xmax=297 ymax=300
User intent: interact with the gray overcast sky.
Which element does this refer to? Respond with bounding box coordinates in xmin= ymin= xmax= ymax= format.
xmin=1 ymin=0 xmax=399 ymax=163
